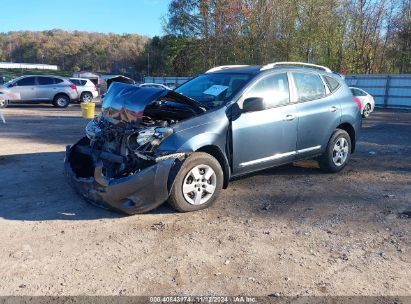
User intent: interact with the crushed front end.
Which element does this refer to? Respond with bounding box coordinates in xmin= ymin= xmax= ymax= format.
xmin=64 ymin=83 xmax=205 ymax=214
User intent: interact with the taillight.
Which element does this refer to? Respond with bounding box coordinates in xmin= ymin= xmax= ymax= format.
xmin=69 ymin=84 xmax=77 ymax=90
xmin=353 ymin=96 xmax=362 ymax=110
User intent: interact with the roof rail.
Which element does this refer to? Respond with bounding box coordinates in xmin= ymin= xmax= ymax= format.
xmin=206 ymin=65 xmax=250 ymax=73
xmin=260 ymin=62 xmax=332 ymax=73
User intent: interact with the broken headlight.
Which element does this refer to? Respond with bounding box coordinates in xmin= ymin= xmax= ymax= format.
xmin=85 ymin=118 xmax=102 ymax=140
xmin=131 ymin=127 xmax=173 ymax=151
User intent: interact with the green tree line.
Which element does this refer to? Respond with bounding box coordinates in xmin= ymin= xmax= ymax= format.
xmin=0 ymin=0 xmax=410 ymax=77
xmin=0 ymin=30 xmax=148 ymax=78
xmin=160 ymin=0 xmax=410 ymax=75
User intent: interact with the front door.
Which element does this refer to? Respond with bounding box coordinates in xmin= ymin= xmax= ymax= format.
xmin=11 ymin=76 xmax=37 ymax=101
xmin=231 ymin=72 xmax=298 ymax=175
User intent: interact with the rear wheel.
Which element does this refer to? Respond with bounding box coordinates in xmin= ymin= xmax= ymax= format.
xmin=319 ymin=129 xmax=351 ymax=173
xmin=168 ymin=152 xmax=223 ymax=212
xmin=80 ymin=92 xmax=93 ymax=103
xmin=53 ymin=94 xmax=70 ymax=108
xmin=362 ymin=103 xmax=371 ymax=118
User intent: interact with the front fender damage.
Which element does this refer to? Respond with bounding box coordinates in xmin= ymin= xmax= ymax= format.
xmin=64 ymin=140 xmax=189 ymax=214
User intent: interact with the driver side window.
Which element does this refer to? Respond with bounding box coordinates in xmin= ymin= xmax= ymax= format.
xmin=16 ymin=77 xmax=36 ymax=86
xmin=244 ymin=73 xmax=290 ymax=109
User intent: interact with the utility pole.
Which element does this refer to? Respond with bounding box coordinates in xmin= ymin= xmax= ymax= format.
xmin=147 ymin=51 xmax=150 ymax=77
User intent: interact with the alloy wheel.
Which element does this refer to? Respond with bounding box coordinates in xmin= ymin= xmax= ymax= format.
xmin=363 ymin=104 xmax=371 ymax=117
xmin=332 ymin=137 xmax=349 ymax=166
xmin=182 ymin=164 xmax=217 ymax=205
xmin=82 ymin=93 xmax=92 ymax=102
xmin=56 ymin=97 xmax=68 ymax=107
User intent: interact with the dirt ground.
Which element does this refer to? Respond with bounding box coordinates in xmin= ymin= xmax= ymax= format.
xmin=0 ymin=104 xmax=410 ymax=296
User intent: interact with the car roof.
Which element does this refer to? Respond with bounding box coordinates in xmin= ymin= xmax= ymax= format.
xmin=70 ymin=77 xmax=90 ymax=81
xmin=204 ymin=65 xmax=339 ymax=77
xmin=20 ymin=75 xmax=65 ymax=78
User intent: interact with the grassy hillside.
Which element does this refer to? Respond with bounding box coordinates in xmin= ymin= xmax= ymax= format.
xmin=0 ymin=69 xmax=73 ymax=82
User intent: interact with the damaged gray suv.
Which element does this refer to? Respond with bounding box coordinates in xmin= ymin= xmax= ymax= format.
xmin=65 ymin=62 xmax=361 ymax=214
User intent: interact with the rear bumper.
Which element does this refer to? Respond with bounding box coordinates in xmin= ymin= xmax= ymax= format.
xmin=64 ymin=144 xmax=174 ymax=214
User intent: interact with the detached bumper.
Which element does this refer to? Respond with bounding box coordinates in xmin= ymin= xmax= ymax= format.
xmin=64 ymin=145 xmax=174 ymax=215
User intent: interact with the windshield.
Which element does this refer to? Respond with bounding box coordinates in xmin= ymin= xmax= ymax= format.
xmin=175 ymin=73 xmax=253 ymax=108
xmin=3 ymin=80 xmax=14 ymax=88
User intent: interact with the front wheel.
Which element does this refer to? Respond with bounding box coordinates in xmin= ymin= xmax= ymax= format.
xmin=168 ymin=152 xmax=223 ymax=212
xmin=319 ymin=129 xmax=351 ymax=173
xmin=0 ymin=99 xmax=8 ymax=108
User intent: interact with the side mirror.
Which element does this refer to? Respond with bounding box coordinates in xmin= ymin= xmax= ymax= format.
xmin=242 ymin=97 xmax=265 ymax=113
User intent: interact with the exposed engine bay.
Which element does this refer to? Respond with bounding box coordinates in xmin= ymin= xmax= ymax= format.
xmin=69 ymin=83 xmax=206 ymax=180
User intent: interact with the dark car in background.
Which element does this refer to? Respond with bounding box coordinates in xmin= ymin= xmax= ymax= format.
xmin=0 ymin=75 xmax=78 ymax=108
xmin=65 ymin=62 xmax=362 ymax=214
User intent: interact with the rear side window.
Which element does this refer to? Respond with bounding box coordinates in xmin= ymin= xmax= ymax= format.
xmin=245 ymin=73 xmax=290 ymax=108
xmin=350 ymin=88 xmax=367 ymax=96
xmin=81 ymin=80 xmax=87 ymax=86
xmin=54 ymin=78 xmax=64 ymax=84
xmin=16 ymin=77 xmax=36 ymax=86
xmin=37 ymin=77 xmax=55 ymax=85
xmin=293 ymin=72 xmax=326 ymax=102
xmin=70 ymin=79 xmax=80 ymax=85
xmin=324 ymin=76 xmax=340 ymax=92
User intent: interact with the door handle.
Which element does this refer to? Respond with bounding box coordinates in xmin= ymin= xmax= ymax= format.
xmin=284 ymin=114 xmax=296 ymax=121
xmin=328 ymin=106 xmax=338 ymax=112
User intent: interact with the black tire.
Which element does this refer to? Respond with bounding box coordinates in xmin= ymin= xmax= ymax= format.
xmin=168 ymin=152 xmax=223 ymax=212
xmin=319 ymin=129 xmax=352 ymax=173
xmin=0 ymin=99 xmax=8 ymax=108
xmin=53 ymin=94 xmax=70 ymax=108
xmin=80 ymin=92 xmax=93 ymax=103
xmin=362 ymin=103 xmax=371 ymax=118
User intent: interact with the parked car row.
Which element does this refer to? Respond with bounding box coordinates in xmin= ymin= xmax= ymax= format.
xmin=0 ymin=73 xmax=376 ymax=117
xmin=0 ymin=75 xmax=99 ymax=108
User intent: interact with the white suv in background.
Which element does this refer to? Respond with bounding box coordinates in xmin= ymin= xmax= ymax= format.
xmin=70 ymin=78 xmax=99 ymax=102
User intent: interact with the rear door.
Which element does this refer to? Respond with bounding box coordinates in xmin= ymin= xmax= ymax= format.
xmin=292 ymin=72 xmax=341 ymax=158
xmin=231 ymin=72 xmax=298 ymax=175
xmin=36 ymin=76 xmax=57 ymax=100
xmin=11 ymin=76 xmax=37 ymax=101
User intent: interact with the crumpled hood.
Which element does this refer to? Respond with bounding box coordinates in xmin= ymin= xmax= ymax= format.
xmin=102 ymin=82 xmax=205 ymax=123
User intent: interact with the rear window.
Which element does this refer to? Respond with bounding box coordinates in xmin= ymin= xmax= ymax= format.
xmin=70 ymin=79 xmax=87 ymax=86
xmin=293 ymin=72 xmax=326 ymax=102
xmin=323 ymin=76 xmax=340 ymax=92
xmin=350 ymin=88 xmax=367 ymax=96
xmin=38 ymin=77 xmax=55 ymax=85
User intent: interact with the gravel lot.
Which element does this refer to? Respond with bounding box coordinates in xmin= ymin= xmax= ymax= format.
xmin=0 ymin=104 xmax=410 ymax=296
